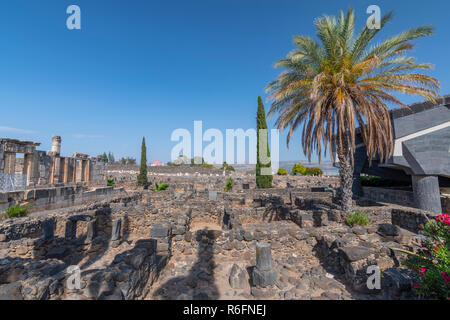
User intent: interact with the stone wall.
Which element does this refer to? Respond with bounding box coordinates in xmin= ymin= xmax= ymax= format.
xmin=0 ymin=185 xmax=126 ymax=212
xmin=0 ymin=173 xmax=27 ymax=192
xmin=391 ymin=208 xmax=437 ymax=233
xmin=0 ymin=179 xmax=433 ymax=300
xmin=0 ymin=193 xmax=168 ymax=300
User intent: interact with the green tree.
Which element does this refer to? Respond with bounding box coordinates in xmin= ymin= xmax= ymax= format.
xmin=266 ymin=9 xmax=439 ymax=212
xmin=107 ymin=152 xmax=115 ymax=164
xmin=137 ymin=137 xmax=148 ymax=186
xmin=120 ymin=157 xmax=127 ymax=165
xmin=256 ymin=96 xmax=273 ymax=188
xmin=102 ymin=152 xmax=108 ymax=163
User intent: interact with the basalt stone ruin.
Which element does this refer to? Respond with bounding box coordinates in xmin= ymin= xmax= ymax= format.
xmin=0 ymin=161 xmax=442 ymax=300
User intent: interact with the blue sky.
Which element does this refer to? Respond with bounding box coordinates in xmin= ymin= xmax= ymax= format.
xmin=1 ymin=0 xmax=449 ymax=163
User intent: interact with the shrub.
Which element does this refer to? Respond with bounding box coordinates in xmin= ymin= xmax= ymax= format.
xmin=5 ymin=205 xmax=30 ymax=218
xmin=226 ymin=165 xmax=235 ymax=171
xmin=346 ymin=211 xmax=369 ymax=227
xmin=359 ymin=175 xmax=411 ymax=188
xmin=221 ymin=162 xmax=235 ymax=171
xmin=154 ymin=182 xmax=169 ymax=191
xmin=305 ymin=167 xmax=323 ymax=176
xmin=200 ymin=163 xmax=215 ymax=169
xmin=224 ymin=177 xmax=233 ymax=192
xmin=292 ymin=163 xmax=306 ymax=175
xmin=107 ymin=178 xmax=115 ymax=187
xmin=360 ymin=175 xmax=390 ymax=187
xmin=403 ymin=213 xmax=450 ymax=300
xmin=277 ymin=168 xmax=288 ymax=175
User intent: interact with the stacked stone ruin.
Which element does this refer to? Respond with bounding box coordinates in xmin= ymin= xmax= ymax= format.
xmin=0 ymin=136 xmax=106 ymax=192
xmin=0 ymin=169 xmax=437 ymax=300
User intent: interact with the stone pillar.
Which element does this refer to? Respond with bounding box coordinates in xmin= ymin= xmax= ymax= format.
xmin=67 ymin=158 xmax=75 ymax=183
xmin=59 ymin=158 xmax=66 ymax=183
xmin=25 ymin=152 xmax=38 ymax=186
xmin=84 ymin=160 xmax=91 ymax=182
xmin=75 ymin=160 xmax=82 ymax=182
xmin=4 ymin=153 xmax=16 ymax=174
xmin=0 ymin=143 xmax=4 ymax=173
xmin=63 ymin=158 xmax=69 ymax=183
xmin=86 ymin=219 xmax=97 ymax=243
xmin=52 ymin=157 xmax=61 ymax=184
xmin=80 ymin=160 xmax=87 ymax=182
xmin=252 ymin=242 xmax=277 ymax=287
xmin=50 ymin=136 xmax=61 ymax=156
xmin=111 ymin=218 xmax=122 ymax=247
xmin=412 ymin=175 xmax=442 ymax=213
xmin=65 ymin=219 xmax=77 ymax=240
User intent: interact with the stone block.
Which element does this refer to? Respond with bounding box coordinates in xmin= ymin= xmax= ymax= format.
xmin=252 ymin=268 xmax=277 ymax=288
xmin=229 ymin=264 xmax=248 ymax=289
xmin=208 ymin=191 xmax=217 ymax=201
xmin=111 ymin=218 xmax=122 ymax=241
xmin=0 ymin=282 xmax=23 ymax=300
xmin=300 ymin=213 xmax=314 ymax=228
xmin=382 ymin=268 xmax=416 ymax=299
xmin=255 ymin=242 xmax=272 ymax=271
xmin=86 ymin=219 xmax=97 ymax=243
xmin=41 ymin=219 xmax=54 ymax=240
xmin=150 ymin=224 xmax=170 ymax=238
xmin=339 ymin=246 xmax=372 ymax=262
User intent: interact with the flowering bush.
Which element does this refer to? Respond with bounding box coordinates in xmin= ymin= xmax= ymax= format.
xmin=404 ymin=213 xmax=450 ymax=300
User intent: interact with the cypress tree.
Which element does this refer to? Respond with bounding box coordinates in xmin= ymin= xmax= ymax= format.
xmin=256 ymin=96 xmax=273 ymax=188
xmin=137 ymin=137 xmax=148 ymax=186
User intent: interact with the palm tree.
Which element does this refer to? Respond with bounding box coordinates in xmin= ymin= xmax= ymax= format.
xmin=266 ymin=9 xmax=440 ymax=212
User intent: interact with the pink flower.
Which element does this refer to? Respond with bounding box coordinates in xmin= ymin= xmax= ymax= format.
xmin=442 ymin=272 xmax=450 ymax=283
xmin=436 ymin=213 xmax=450 ymax=226
xmin=419 ymin=268 xmax=426 ymax=275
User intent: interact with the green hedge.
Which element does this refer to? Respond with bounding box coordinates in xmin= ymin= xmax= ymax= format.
xmin=305 ymin=167 xmax=323 ymax=176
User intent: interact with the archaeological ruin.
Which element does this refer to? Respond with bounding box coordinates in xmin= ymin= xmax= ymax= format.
xmin=1 ymin=157 xmax=448 ymax=300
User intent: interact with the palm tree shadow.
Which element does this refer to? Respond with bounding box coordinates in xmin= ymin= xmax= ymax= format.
xmin=151 ymin=229 xmax=219 ymax=300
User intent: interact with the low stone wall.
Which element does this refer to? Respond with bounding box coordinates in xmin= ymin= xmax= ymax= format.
xmin=0 ymin=185 xmax=126 ymax=212
xmin=362 ymin=187 xmax=415 ymax=207
xmin=68 ymin=239 xmax=164 ymax=300
xmin=363 ymin=186 xmax=449 ymax=213
xmin=391 ymin=208 xmax=437 ymax=233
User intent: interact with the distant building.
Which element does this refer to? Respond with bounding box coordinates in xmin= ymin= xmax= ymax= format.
xmin=150 ymin=160 xmax=163 ymax=167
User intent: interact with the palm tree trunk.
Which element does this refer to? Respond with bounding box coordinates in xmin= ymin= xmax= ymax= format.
xmin=337 ymin=143 xmax=354 ymax=213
